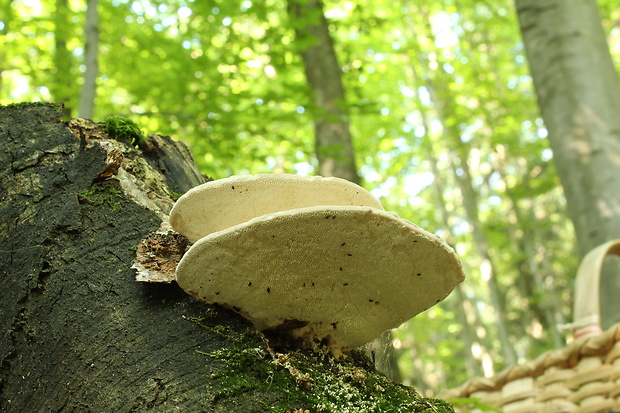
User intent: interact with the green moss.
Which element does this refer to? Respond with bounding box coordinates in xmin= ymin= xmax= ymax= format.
xmin=169 ymin=185 xmax=185 ymax=201
xmin=449 ymin=397 xmax=501 ymax=412
xmin=188 ymin=317 xmax=455 ymax=413
xmin=78 ymin=185 xmax=124 ymax=211
xmin=99 ymin=116 xmax=145 ymax=146
xmin=0 ymin=101 xmax=61 ymax=109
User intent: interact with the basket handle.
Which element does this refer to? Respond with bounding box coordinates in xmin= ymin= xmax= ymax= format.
xmin=573 ymin=239 xmax=620 ymax=338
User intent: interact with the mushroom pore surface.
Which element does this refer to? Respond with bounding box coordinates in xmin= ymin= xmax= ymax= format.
xmin=175 ymin=206 xmax=465 ymax=349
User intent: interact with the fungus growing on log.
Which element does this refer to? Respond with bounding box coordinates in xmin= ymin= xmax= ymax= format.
xmin=169 ymin=174 xmax=384 ymax=243
xmin=169 ymin=174 xmax=465 ymax=350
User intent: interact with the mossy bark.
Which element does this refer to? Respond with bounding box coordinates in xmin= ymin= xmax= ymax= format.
xmin=0 ymin=102 xmax=454 ymax=412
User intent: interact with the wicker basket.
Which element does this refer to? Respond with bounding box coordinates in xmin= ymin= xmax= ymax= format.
xmin=439 ymin=239 xmax=620 ymax=413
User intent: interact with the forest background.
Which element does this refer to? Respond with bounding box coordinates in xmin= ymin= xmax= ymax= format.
xmin=3 ymin=0 xmax=620 ymax=397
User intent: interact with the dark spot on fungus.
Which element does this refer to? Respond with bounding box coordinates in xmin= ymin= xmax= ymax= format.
xmin=375 ymin=301 xmax=380 ymax=305
xmin=343 ymin=283 xmax=348 ymax=286
xmin=417 ymin=273 xmax=421 ymax=276
xmin=273 ymin=319 xmax=309 ymax=331
xmin=231 ymin=185 xmax=235 ymax=189
xmin=436 ymin=298 xmax=441 ymax=303
xmin=347 ymin=253 xmax=352 ymax=257
xmin=331 ymin=322 xmax=337 ymax=329
xmin=215 ymin=291 xmax=220 ymax=295
xmin=341 ymin=242 xmax=346 ymax=247
xmin=339 ymin=267 xmax=343 ymax=271
xmin=325 ymin=215 xmax=331 ymax=219
xmin=267 ymin=287 xmax=271 ymax=293
xmin=369 ymin=299 xmax=374 ymax=303
xmin=247 ymin=281 xmax=252 ymax=286
xmin=311 ymin=282 xmax=315 ymax=287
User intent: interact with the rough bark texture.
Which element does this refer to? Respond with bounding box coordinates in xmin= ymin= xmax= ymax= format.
xmin=516 ymin=0 xmax=620 ymax=327
xmin=288 ymin=0 xmax=359 ymax=184
xmin=0 ymin=102 xmax=454 ymax=412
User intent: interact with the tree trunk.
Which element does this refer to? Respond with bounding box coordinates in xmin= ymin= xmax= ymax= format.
xmin=53 ymin=0 xmax=73 ymax=118
xmin=78 ymin=0 xmax=99 ymax=119
xmin=400 ymin=11 xmax=486 ymax=378
xmin=448 ymin=141 xmax=517 ymax=366
xmin=0 ymin=102 xmax=454 ymax=412
xmin=287 ymin=0 xmax=359 ymax=184
xmin=515 ymin=0 xmax=620 ymax=328
xmin=418 ymin=48 xmax=516 ymax=365
xmin=493 ymin=145 xmax=565 ymax=349
xmin=425 ymin=139 xmax=485 ymax=378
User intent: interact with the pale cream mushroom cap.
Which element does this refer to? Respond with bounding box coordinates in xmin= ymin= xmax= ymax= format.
xmin=169 ymin=174 xmax=383 ymax=243
xmin=175 ymin=206 xmax=465 ymax=349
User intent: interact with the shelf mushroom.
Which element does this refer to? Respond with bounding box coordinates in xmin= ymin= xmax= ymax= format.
xmin=170 ymin=174 xmax=465 ymax=350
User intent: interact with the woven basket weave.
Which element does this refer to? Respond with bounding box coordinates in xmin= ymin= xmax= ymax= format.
xmin=439 ymin=239 xmax=620 ymax=413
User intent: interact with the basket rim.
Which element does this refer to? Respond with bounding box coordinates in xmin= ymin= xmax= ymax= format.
xmin=439 ymin=239 xmax=620 ymax=399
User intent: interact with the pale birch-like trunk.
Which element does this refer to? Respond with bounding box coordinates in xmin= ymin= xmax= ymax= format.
xmin=515 ymin=0 xmax=620 ymax=327
xmin=78 ymin=0 xmax=99 ymax=119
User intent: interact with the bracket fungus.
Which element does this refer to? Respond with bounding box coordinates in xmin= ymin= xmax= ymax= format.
xmin=170 ymin=174 xmax=465 ymax=350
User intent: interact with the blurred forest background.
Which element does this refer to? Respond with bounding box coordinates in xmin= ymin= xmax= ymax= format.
xmin=3 ymin=0 xmax=620 ymax=397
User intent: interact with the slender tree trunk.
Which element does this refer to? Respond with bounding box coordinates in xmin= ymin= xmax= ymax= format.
xmin=515 ymin=0 xmax=620 ymax=328
xmin=425 ymin=142 xmax=486 ymax=378
xmin=448 ymin=142 xmax=517 ymax=366
xmin=287 ymin=0 xmax=359 ymax=184
xmin=0 ymin=103 xmax=454 ymax=412
xmin=493 ymin=145 xmax=565 ymax=349
xmin=404 ymin=6 xmax=517 ymax=366
xmin=400 ymin=5 xmax=487 ymax=378
xmin=78 ymin=0 xmax=99 ymax=119
xmin=412 ymin=66 xmax=486 ymax=377
xmin=53 ymin=0 xmax=73 ymax=118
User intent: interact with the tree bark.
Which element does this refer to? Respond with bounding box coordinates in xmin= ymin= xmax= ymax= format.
xmin=515 ymin=0 xmax=620 ymax=327
xmin=78 ymin=0 xmax=99 ymax=119
xmin=0 ymin=102 xmax=454 ymax=412
xmin=288 ymin=0 xmax=359 ymax=184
